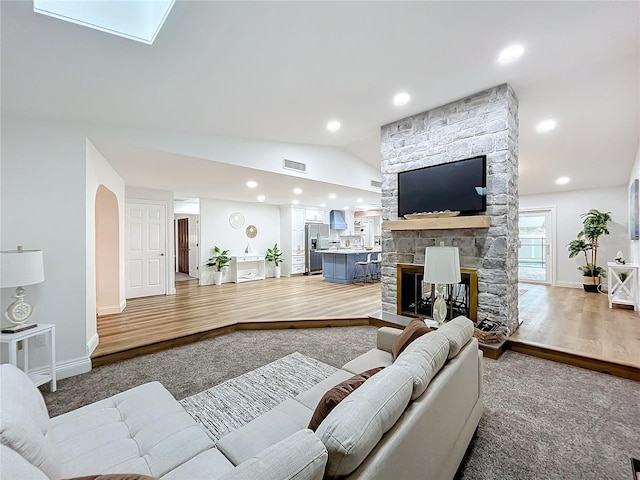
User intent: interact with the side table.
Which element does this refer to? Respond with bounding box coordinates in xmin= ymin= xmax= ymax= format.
xmin=607 ymin=262 xmax=638 ymax=311
xmin=0 ymin=323 xmax=56 ymax=391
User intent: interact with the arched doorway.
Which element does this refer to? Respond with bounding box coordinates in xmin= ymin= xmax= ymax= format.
xmin=95 ymin=185 xmax=120 ymax=315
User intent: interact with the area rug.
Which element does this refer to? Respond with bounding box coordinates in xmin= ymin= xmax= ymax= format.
xmin=518 ymin=288 xmax=528 ymax=297
xmin=179 ymin=352 xmax=337 ymax=442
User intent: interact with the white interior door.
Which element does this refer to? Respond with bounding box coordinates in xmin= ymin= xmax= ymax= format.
xmin=188 ymin=216 xmax=199 ymax=278
xmin=126 ymin=202 xmax=167 ymax=298
xmin=518 ymin=208 xmax=554 ymax=285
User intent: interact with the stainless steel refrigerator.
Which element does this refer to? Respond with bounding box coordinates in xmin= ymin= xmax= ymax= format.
xmin=305 ymin=223 xmax=330 ymax=274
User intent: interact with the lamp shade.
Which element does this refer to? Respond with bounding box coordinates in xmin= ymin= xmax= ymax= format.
xmin=1 ymin=249 xmax=45 ymax=288
xmin=424 ymin=246 xmax=461 ymax=284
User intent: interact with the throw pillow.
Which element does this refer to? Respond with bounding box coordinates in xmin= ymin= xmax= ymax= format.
xmin=391 ymin=318 xmax=432 ymax=359
xmin=308 ymin=367 xmax=384 ymax=431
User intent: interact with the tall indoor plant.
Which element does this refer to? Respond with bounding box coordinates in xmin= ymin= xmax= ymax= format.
xmin=265 ymin=243 xmax=284 ymax=278
xmin=567 ymin=209 xmax=612 ymax=292
xmin=206 ymin=246 xmax=231 ymax=285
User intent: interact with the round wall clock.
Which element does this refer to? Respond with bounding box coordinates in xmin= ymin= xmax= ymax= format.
xmin=246 ymin=225 xmax=258 ymax=238
xmin=229 ymin=212 xmax=245 ymax=229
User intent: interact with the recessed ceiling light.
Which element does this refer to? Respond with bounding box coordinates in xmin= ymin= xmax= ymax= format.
xmin=293 ymin=187 xmax=303 ymax=195
xmin=320 ymin=203 xmax=326 ymax=207
xmin=536 ymin=119 xmax=557 ymax=133
xmin=393 ymin=92 xmax=411 ymax=106
xmin=326 ymin=121 xmax=341 ymax=132
xmin=555 ymin=177 xmax=570 ymax=185
xmin=356 ymin=198 xmax=363 ymax=203
xmin=246 ymin=180 xmax=258 ymax=188
xmin=292 ymin=199 xmax=299 ymax=205
xmin=497 ymin=44 xmax=524 ymax=64
xmin=256 ymin=194 xmax=266 ymax=202
xmin=329 ymin=193 xmax=337 ymax=199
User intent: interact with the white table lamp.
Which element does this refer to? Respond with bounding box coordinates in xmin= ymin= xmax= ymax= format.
xmin=424 ymin=245 xmax=461 ymax=325
xmin=1 ymin=246 xmax=45 ymax=324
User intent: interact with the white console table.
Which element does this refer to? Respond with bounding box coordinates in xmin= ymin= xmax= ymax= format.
xmin=231 ymin=255 xmax=266 ymax=283
xmin=0 ymin=323 xmax=56 ymax=391
xmin=607 ymin=262 xmax=638 ymax=311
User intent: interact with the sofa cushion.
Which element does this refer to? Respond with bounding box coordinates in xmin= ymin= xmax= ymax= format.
xmin=341 ymin=348 xmax=393 ymax=374
xmin=316 ymin=364 xmax=412 ymax=478
xmin=217 ymin=399 xmax=313 ymax=466
xmin=0 ymin=443 xmax=49 ymax=480
xmin=391 ymin=318 xmax=432 ymax=359
xmin=295 ymin=369 xmax=355 ymax=410
xmin=437 ymin=316 xmax=475 ymax=359
xmin=219 ymin=429 xmax=327 ymax=480
xmin=64 ymin=475 xmax=157 ymax=480
xmin=50 ymin=381 xmax=214 ymax=478
xmin=0 ymin=364 xmax=62 ymax=480
xmin=394 ymin=331 xmax=450 ymax=400
xmin=160 ymin=449 xmax=234 ymax=480
xmin=308 ymin=367 xmax=384 ymax=431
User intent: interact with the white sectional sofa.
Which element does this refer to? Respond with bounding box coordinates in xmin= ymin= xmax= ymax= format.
xmin=1 ymin=316 xmax=483 ymax=480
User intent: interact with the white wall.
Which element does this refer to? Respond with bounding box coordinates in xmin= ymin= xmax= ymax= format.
xmin=93 ymin=126 xmax=381 ymax=193
xmin=1 ymin=117 xmax=89 ymax=378
xmin=520 ymin=186 xmax=628 ymax=288
xmin=200 ymin=198 xmax=281 ymax=284
xmin=626 ymin=141 xmax=640 ymax=305
xmin=86 ymin=139 xmax=126 ymax=356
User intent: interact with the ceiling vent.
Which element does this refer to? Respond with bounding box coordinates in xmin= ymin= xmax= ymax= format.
xmin=283 ymin=159 xmax=306 ymax=173
xmin=370 ymin=180 xmax=382 ymax=188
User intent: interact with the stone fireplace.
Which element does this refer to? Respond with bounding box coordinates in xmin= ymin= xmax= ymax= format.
xmin=380 ymin=84 xmax=520 ymax=335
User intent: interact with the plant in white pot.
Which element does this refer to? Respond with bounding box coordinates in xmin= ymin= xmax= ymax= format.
xmin=265 ymin=243 xmax=284 ymax=278
xmin=206 ymin=246 xmax=231 ymax=285
xmin=567 ymin=209 xmax=612 ymax=292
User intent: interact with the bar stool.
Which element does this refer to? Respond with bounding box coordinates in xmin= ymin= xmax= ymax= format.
xmin=370 ymin=253 xmax=381 ymax=281
xmin=353 ymin=253 xmax=372 ymax=284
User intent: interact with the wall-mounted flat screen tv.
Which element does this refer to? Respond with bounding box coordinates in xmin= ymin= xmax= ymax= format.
xmin=398 ymin=155 xmax=487 ymax=217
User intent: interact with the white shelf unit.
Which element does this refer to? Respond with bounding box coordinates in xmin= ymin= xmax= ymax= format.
xmin=607 ymin=262 xmax=638 ymax=311
xmin=231 ymin=255 xmax=265 ymax=283
xmin=0 ymin=323 xmax=57 ymax=391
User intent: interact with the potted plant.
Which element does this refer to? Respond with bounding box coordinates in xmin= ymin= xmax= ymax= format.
xmin=265 ymin=243 xmax=284 ymax=278
xmin=206 ymin=246 xmax=231 ymax=285
xmin=567 ymin=209 xmax=612 ymax=292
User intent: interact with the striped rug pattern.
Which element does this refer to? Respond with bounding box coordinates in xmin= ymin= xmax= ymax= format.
xmin=180 ymin=352 xmax=337 ymax=443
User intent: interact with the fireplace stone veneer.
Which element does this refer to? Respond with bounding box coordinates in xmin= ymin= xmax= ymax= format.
xmin=380 ymin=84 xmax=519 ymax=335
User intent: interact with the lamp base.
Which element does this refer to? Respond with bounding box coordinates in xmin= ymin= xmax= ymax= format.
xmin=432 ymin=292 xmax=447 ymax=325
xmin=5 ymin=287 xmax=35 ymax=324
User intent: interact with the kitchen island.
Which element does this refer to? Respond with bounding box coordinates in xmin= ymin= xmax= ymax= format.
xmin=320 ymin=248 xmax=381 ymax=284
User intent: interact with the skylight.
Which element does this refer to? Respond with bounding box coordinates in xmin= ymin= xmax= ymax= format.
xmin=33 ymin=0 xmax=175 ymax=45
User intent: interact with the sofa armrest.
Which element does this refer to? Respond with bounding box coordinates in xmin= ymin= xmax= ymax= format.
xmin=220 ymin=429 xmax=327 ymax=480
xmin=377 ymin=327 xmax=403 ymax=353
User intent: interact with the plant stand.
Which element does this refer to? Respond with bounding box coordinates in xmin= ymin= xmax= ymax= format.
xmin=607 ymin=262 xmax=638 ymax=310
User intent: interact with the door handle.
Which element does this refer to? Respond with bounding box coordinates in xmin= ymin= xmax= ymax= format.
xmin=160 ymin=253 xmax=165 ymax=256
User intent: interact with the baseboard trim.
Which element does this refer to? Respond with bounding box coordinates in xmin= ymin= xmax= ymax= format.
xmin=32 ymin=356 xmax=92 ymax=381
xmin=87 ymin=333 xmax=99 ymax=357
xmin=97 ymin=302 xmax=124 ymax=316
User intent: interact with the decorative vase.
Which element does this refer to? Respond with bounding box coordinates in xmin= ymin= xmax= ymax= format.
xmin=274 ymin=266 xmax=281 ymax=279
xmin=213 ymin=271 xmax=223 ymax=286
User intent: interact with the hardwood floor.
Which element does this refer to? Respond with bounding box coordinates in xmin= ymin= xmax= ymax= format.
xmin=94 ymin=276 xmax=640 ymax=380
xmin=513 ymin=283 xmax=640 ymax=379
xmin=93 ymin=275 xmax=381 ymax=363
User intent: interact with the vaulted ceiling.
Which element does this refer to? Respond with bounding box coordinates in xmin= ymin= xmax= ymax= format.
xmin=2 ymin=1 xmax=638 ymax=207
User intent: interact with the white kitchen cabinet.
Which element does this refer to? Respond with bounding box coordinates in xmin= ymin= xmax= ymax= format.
xmin=280 ymin=206 xmax=307 ymax=276
xmin=305 ymin=208 xmax=325 ymax=223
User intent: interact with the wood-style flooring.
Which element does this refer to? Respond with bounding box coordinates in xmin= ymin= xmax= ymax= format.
xmin=94 ymin=276 xmax=640 ymax=380
xmin=512 ymin=283 xmax=640 ymax=379
xmin=93 ymin=275 xmax=381 ymax=365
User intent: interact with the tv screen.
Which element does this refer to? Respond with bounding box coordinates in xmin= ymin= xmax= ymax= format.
xmin=398 ymin=156 xmax=487 ymax=217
